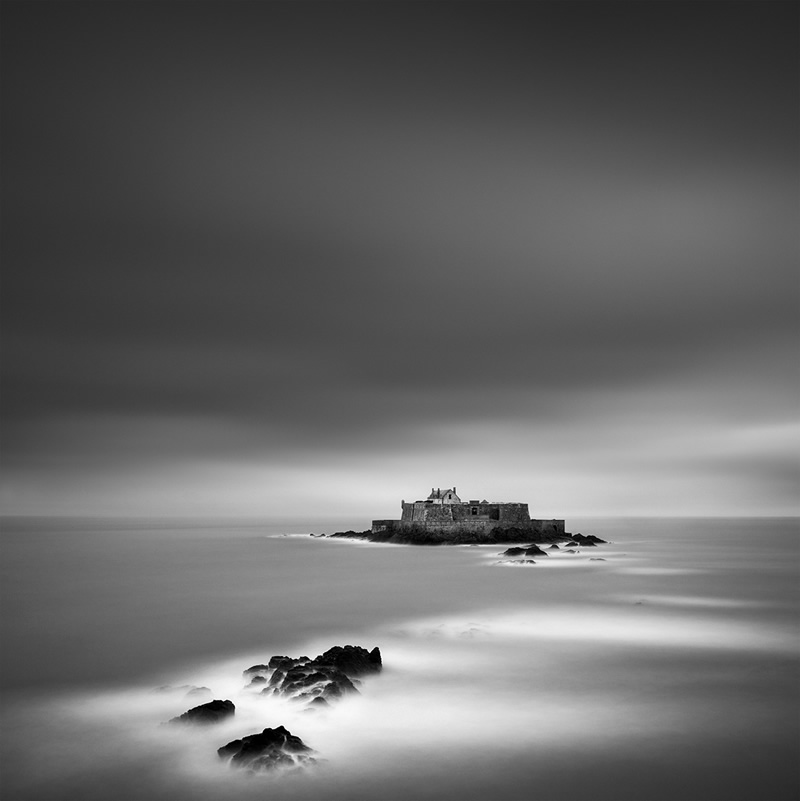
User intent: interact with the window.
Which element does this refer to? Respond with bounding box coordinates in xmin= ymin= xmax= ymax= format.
xmin=471 ymin=506 xmax=478 ymax=515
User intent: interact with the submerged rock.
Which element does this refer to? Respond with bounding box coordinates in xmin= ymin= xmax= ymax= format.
xmin=523 ymin=544 xmax=548 ymax=556
xmin=500 ymin=544 xmax=548 ymax=557
xmin=168 ymin=699 xmax=235 ymax=725
xmin=570 ymin=533 xmax=607 ymax=545
xmin=184 ymin=686 xmax=212 ymax=697
xmin=218 ymin=726 xmax=315 ymax=772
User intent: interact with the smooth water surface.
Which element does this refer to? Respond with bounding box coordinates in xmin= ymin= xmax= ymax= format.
xmin=1 ymin=517 xmax=798 ymax=800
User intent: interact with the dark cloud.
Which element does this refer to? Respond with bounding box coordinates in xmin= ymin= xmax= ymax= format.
xmin=1 ymin=1 xmax=797 ymax=514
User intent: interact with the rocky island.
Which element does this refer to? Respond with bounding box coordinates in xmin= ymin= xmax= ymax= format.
xmin=328 ymin=487 xmax=604 ymax=546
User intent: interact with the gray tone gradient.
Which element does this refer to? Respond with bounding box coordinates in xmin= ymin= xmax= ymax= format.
xmin=2 ymin=2 xmax=797 ymax=516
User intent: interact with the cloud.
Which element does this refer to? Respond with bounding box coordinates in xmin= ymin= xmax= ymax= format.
xmin=1 ymin=1 xmax=797 ymax=515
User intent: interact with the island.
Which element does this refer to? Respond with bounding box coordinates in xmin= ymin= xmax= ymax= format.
xmin=329 ymin=486 xmax=601 ymax=545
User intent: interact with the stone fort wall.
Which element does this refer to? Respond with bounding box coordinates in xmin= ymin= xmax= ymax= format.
xmin=370 ymin=518 xmax=565 ymax=538
xmin=400 ymin=501 xmax=532 ymax=525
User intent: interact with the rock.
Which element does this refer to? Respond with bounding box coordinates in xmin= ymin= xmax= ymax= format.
xmin=250 ymin=645 xmax=381 ymax=707
xmin=329 ymin=529 xmax=372 ymax=540
xmin=501 ymin=545 xmax=547 ymax=557
xmin=571 ymin=533 xmax=607 ymax=545
xmin=168 ymin=699 xmax=235 ymax=725
xmin=315 ymin=645 xmax=382 ymax=676
xmin=244 ymin=655 xmax=304 ymax=679
xmin=307 ymin=696 xmax=330 ymax=707
xmin=218 ymin=726 xmax=315 ymax=772
xmin=523 ymin=544 xmax=548 ymax=557
xmin=265 ymin=664 xmax=358 ymax=702
xmin=548 ymin=543 xmax=560 ymax=550
xmin=243 ymin=664 xmax=272 ymax=677
xmin=590 ymin=557 xmax=606 ymax=561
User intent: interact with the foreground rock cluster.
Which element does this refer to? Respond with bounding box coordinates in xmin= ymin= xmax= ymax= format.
xmin=243 ymin=644 xmax=382 ymax=708
xmin=163 ymin=644 xmax=381 ymax=774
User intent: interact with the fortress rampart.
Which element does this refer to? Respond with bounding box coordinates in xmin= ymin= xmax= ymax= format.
xmin=371 ymin=487 xmax=565 ymax=540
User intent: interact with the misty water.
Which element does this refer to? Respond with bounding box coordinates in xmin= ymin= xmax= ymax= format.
xmin=1 ymin=517 xmax=798 ymax=801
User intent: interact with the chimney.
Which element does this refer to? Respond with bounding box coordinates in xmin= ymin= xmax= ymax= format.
xmin=454 ymin=486 xmax=456 ymax=494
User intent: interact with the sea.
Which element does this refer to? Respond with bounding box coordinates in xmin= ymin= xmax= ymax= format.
xmin=1 ymin=516 xmax=798 ymax=801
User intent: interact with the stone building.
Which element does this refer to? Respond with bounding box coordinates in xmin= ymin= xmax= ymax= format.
xmin=372 ymin=487 xmax=564 ymax=539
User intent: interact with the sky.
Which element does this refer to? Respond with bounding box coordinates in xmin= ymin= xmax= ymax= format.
xmin=1 ymin=1 xmax=798 ymax=520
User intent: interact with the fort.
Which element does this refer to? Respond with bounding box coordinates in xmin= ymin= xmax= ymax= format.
xmin=371 ymin=487 xmax=565 ymax=541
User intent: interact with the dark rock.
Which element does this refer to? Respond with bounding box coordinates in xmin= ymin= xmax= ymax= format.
xmin=315 ymin=645 xmax=382 ymax=676
xmin=244 ymin=655 xmax=303 ymax=679
xmin=548 ymin=543 xmax=560 ymax=550
xmin=243 ymin=664 xmax=271 ymax=677
xmin=247 ymin=675 xmax=267 ymax=686
xmin=250 ymin=645 xmax=381 ymax=708
xmin=590 ymin=557 xmax=606 ymax=561
xmin=218 ymin=726 xmax=315 ymax=772
xmin=168 ymin=699 xmax=235 ymax=725
xmin=523 ymin=544 xmax=548 ymax=557
xmin=501 ymin=544 xmax=547 ymax=557
xmin=329 ymin=529 xmax=372 ymax=539
xmin=570 ymin=533 xmax=607 ymax=545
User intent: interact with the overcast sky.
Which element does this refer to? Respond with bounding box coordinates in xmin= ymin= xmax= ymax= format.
xmin=2 ymin=1 xmax=797 ymax=519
